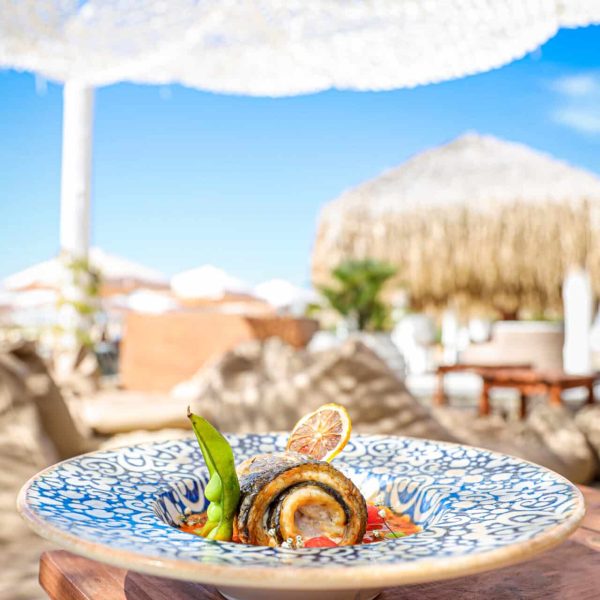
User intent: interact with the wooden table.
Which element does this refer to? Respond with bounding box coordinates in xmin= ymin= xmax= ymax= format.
xmin=479 ymin=369 xmax=597 ymax=418
xmin=39 ymin=487 xmax=600 ymax=600
xmin=434 ymin=363 xmax=532 ymax=407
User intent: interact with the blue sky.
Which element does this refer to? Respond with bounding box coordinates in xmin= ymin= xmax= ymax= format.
xmin=1 ymin=26 xmax=599 ymax=287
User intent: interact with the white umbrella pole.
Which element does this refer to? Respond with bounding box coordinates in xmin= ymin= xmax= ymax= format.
xmin=60 ymin=82 xmax=94 ymax=257
xmin=563 ymin=267 xmax=593 ymax=374
xmin=441 ymin=308 xmax=459 ymax=364
xmin=56 ymin=82 xmax=96 ymax=370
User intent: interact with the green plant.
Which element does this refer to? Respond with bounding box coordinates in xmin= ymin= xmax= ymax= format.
xmin=318 ymin=259 xmax=397 ymax=331
xmin=55 ymin=252 xmax=102 ymax=348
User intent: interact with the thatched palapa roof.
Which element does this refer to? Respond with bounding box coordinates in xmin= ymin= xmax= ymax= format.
xmin=312 ymin=133 xmax=600 ymax=314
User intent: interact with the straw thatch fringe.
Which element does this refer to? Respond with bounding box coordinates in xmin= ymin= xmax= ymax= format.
xmin=313 ymin=134 xmax=600 ymax=313
xmin=312 ymin=135 xmax=600 ymax=315
xmin=313 ymin=202 xmax=600 ymax=313
xmin=314 ymin=201 xmax=597 ymax=314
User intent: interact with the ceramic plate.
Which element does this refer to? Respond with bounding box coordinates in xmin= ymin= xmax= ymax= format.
xmin=18 ymin=434 xmax=584 ymax=600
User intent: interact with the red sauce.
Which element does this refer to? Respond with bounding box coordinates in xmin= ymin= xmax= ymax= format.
xmin=179 ymin=512 xmax=208 ymax=535
xmin=179 ymin=504 xmax=420 ymax=546
xmin=361 ymin=506 xmax=421 ymax=543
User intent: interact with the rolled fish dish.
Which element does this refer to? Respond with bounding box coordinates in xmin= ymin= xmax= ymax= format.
xmin=236 ymin=451 xmax=367 ymax=546
xmin=183 ymin=405 xmax=420 ymax=548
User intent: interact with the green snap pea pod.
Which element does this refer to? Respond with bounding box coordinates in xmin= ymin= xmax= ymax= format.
xmin=187 ymin=408 xmax=240 ymax=541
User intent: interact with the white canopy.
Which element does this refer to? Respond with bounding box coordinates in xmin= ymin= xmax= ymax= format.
xmin=0 ymin=288 xmax=14 ymax=308
xmin=171 ymin=265 xmax=250 ymax=300
xmin=2 ymin=247 xmax=167 ymax=291
xmin=108 ymin=289 xmax=179 ymax=314
xmin=2 ymin=2 xmax=599 ymax=95
xmin=0 ymin=288 xmax=58 ymax=309
xmin=254 ymin=279 xmax=317 ymax=310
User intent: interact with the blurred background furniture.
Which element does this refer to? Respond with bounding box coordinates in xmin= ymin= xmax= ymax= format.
xmin=460 ymin=321 xmax=564 ymax=371
xmin=479 ymin=369 xmax=598 ymax=418
xmin=434 ymin=363 xmax=531 ymax=406
xmin=120 ymin=312 xmax=318 ymax=391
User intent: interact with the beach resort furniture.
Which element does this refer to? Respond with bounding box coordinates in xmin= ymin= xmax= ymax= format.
xmin=434 ymin=362 xmax=531 ymax=406
xmin=479 ymin=369 xmax=598 ymax=419
xmin=460 ymin=321 xmax=564 ymax=371
xmin=120 ymin=312 xmax=319 ymax=391
xmin=37 ymin=483 xmax=600 ymax=599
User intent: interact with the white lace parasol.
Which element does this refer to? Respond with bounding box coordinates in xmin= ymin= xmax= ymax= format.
xmin=1 ymin=1 xmax=599 ymax=95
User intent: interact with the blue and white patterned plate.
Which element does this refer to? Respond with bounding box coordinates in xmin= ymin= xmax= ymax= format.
xmin=18 ymin=434 xmax=584 ymax=600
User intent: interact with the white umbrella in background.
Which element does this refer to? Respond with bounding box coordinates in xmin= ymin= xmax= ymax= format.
xmin=171 ymin=265 xmax=250 ymax=300
xmin=0 ymin=288 xmax=14 ymax=309
xmin=1 ymin=289 xmax=59 ymax=333
xmin=108 ymin=289 xmax=179 ymax=314
xmin=2 ymin=248 xmax=167 ymax=360
xmin=2 ymin=260 xmax=61 ymax=291
xmin=563 ymin=267 xmax=593 ymax=374
xmin=7 ymin=289 xmax=58 ymax=309
xmin=84 ymin=248 xmax=167 ymax=289
xmin=254 ymin=279 xmax=317 ymax=313
xmin=2 ymin=247 xmax=167 ymax=292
